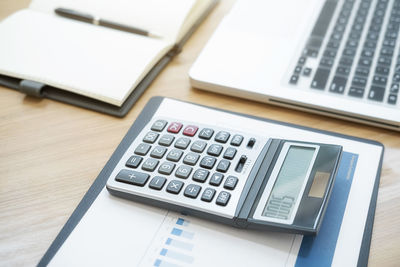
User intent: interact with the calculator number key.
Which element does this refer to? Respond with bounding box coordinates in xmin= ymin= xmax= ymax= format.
xmin=150 ymin=146 xmax=167 ymax=159
xmin=166 ymin=180 xmax=184 ymax=194
xmin=201 ymin=188 xmax=216 ymax=202
xmin=142 ymin=158 xmax=159 ymax=172
xmin=175 ymin=165 xmax=193 ymax=179
xmin=158 ymin=162 xmax=176 ymax=175
xmin=143 ymin=132 xmax=159 ymax=144
xmin=183 ymin=153 xmax=200 ymax=166
xmin=175 ymin=137 xmax=191 ymax=149
xmin=166 ymin=149 xmax=183 ymax=162
xmin=151 ymin=120 xmax=168 ymax=132
xmin=216 ymin=191 xmax=231 ymax=206
xmin=191 ymin=140 xmax=207 ymax=153
xmin=115 ymin=169 xmax=149 ymax=186
xmin=184 ymin=184 xmax=202 ymax=199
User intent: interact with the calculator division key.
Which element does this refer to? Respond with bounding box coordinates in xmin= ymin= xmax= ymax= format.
xmin=216 ymin=160 xmax=230 ymax=173
xmin=183 ymin=153 xmax=200 ymax=166
xmin=151 ymin=120 xmax=168 ymax=132
xmin=150 ymin=146 xmax=167 ymax=159
xmin=198 ymin=128 xmax=214 ymax=140
xmin=125 ymin=155 xmax=143 ymax=168
xmin=192 ymin=169 xmax=210 ymax=183
xmin=174 ymin=137 xmax=191 ymax=149
xmin=158 ymin=162 xmax=176 ymax=175
xmin=201 ymin=188 xmax=216 ymax=202
xmin=230 ymin=135 xmax=243 ymax=146
xmin=216 ymin=191 xmax=231 ymax=206
xmin=209 ymin=173 xmax=224 ymax=186
xmin=142 ymin=158 xmax=160 ymax=172
xmin=183 ymin=125 xmax=199 ymax=137
xmin=115 ymin=169 xmax=149 ymax=186
xmin=224 ymin=176 xmax=238 ymax=190
xmin=149 ymin=176 xmax=167 ymax=190
xmin=200 ymin=156 xmax=217 ymax=169
xmin=223 ymin=147 xmax=237 ymax=160
xmin=167 ymin=122 xmax=183 ymax=133
xmin=166 ymin=149 xmax=183 ymax=162
xmin=215 ymin=131 xmax=230 ymax=143
xmin=184 ymin=184 xmax=202 ymax=199
xmin=159 ymin=134 xmax=175 ymax=146
xmin=175 ymin=165 xmax=193 ymax=179
xmin=134 ymin=143 xmax=151 ymax=156
xmin=143 ymin=131 xmax=159 ymax=144
xmin=191 ymin=140 xmax=207 ymax=153
xmin=207 ymin=144 xmax=223 ymax=156
xmin=166 ymin=180 xmax=184 ymax=194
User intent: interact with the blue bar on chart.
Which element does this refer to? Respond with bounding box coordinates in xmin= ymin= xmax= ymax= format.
xmin=166 ymin=238 xmax=194 ymax=251
xmin=176 ymin=218 xmax=189 ymax=226
xmin=171 ymin=228 xmax=194 ymax=240
xmin=160 ymin=248 xmax=194 ymax=264
xmin=153 ymin=259 xmax=181 ymax=267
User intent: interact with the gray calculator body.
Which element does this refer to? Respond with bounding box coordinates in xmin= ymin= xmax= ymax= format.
xmin=106 ymin=117 xmax=342 ymax=235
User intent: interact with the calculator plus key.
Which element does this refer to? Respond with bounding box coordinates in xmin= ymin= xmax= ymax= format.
xmin=184 ymin=184 xmax=202 ymax=199
xmin=216 ymin=191 xmax=231 ymax=206
xmin=115 ymin=169 xmax=149 ymax=186
xmin=126 ymin=155 xmax=143 ymax=168
xmin=149 ymin=176 xmax=167 ymax=190
xmin=167 ymin=122 xmax=183 ymax=133
xmin=134 ymin=143 xmax=151 ymax=156
xmin=166 ymin=180 xmax=184 ymax=194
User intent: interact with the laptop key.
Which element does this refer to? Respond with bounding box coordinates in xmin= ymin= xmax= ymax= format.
xmin=311 ymin=68 xmax=330 ymax=90
xmin=329 ymin=76 xmax=347 ymax=94
xmin=368 ymin=86 xmax=385 ymax=102
xmin=348 ymin=87 xmax=365 ymax=98
xmin=388 ymin=94 xmax=398 ymax=104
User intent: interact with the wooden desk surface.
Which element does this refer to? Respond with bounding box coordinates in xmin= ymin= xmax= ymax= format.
xmin=0 ymin=1 xmax=399 ymax=266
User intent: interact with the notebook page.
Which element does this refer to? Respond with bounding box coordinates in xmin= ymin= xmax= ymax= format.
xmin=29 ymin=0 xmax=198 ymax=42
xmin=0 ymin=9 xmax=171 ymax=106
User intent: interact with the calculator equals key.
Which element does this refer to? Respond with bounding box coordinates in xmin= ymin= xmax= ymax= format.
xmin=107 ymin=117 xmax=342 ymax=235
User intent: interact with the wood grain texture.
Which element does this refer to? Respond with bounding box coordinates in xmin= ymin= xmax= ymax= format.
xmin=0 ymin=0 xmax=399 ymax=266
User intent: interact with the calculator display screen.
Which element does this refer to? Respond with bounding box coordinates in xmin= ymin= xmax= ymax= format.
xmin=262 ymin=146 xmax=316 ymax=220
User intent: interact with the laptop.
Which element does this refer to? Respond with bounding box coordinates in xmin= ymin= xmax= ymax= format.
xmin=189 ymin=0 xmax=400 ymax=131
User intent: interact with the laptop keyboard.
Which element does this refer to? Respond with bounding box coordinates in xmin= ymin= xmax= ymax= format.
xmin=289 ymin=0 xmax=400 ymax=106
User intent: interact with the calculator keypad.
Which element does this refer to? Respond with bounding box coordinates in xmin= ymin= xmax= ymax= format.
xmin=108 ymin=117 xmax=267 ymax=218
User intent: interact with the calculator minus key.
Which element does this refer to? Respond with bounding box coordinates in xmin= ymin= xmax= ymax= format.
xmin=149 ymin=176 xmax=167 ymax=190
xmin=115 ymin=169 xmax=149 ymax=186
xmin=151 ymin=120 xmax=168 ymax=132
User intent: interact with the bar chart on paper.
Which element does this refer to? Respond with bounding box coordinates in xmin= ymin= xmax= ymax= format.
xmin=140 ymin=214 xmax=197 ymax=267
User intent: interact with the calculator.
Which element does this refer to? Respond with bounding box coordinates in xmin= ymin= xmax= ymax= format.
xmin=106 ymin=117 xmax=342 ymax=234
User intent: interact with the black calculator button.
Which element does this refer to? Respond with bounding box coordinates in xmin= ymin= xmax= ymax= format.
xmin=247 ymin=138 xmax=256 ymax=148
xmin=223 ymin=147 xmax=237 ymax=160
xmin=209 ymin=173 xmax=224 ymax=186
xmin=224 ymin=176 xmax=238 ymax=190
xmin=167 ymin=122 xmax=183 ymax=133
xmin=216 ymin=191 xmax=231 ymax=206
xmin=142 ymin=158 xmax=159 ymax=172
xmin=125 ymin=155 xmax=143 ymax=168
xmin=151 ymin=120 xmax=168 ymax=132
xmin=149 ymin=176 xmax=167 ymax=190
xmin=159 ymin=134 xmax=175 ymax=146
xmin=200 ymin=156 xmax=217 ymax=169
xmin=230 ymin=135 xmax=243 ymax=146
xmin=215 ymin=131 xmax=230 ymax=143
xmin=198 ymin=128 xmax=214 ymax=140
xmin=174 ymin=137 xmax=191 ymax=149
xmin=143 ymin=132 xmax=159 ymax=144
xmin=201 ymin=188 xmax=216 ymax=202
xmin=166 ymin=180 xmax=184 ymax=194
xmin=134 ymin=143 xmax=151 ymax=156
xmin=158 ymin=162 xmax=176 ymax=175
xmin=150 ymin=146 xmax=167 ymax=159
xmin=207 ymin=144 xmax=223 ymax=156
xmin=216 ymin=160 xmax=230 ymax=173
xmin=184 ymin=184 xmax=202 ymax=199
xmin=192 ymin=169 xmax=210 ymax=183
xmin=183 ymin=153 xmax=200 ymax=166
xmin=166 ymin=149 xmax=183 ymax=162
xmin=175 ymin=165 xmax=193 ymax=179
xmin=191 ymin=140 xmax=207 ymax=153
xmin=115 ymin=169 xmax=149 ymax=186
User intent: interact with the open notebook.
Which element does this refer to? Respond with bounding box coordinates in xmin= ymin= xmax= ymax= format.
xmin=0 ymin=0 xmax=217 ymax=116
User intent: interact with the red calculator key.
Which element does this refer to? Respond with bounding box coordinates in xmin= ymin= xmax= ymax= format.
xmin=167 ymin=122 xmax=183 ymax=133
xmin=183 ymin=125 xmax=198 ymax=136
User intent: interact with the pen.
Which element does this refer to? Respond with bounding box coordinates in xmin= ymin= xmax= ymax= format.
xmin=54 ymin=8 xmax=161 ymax=38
